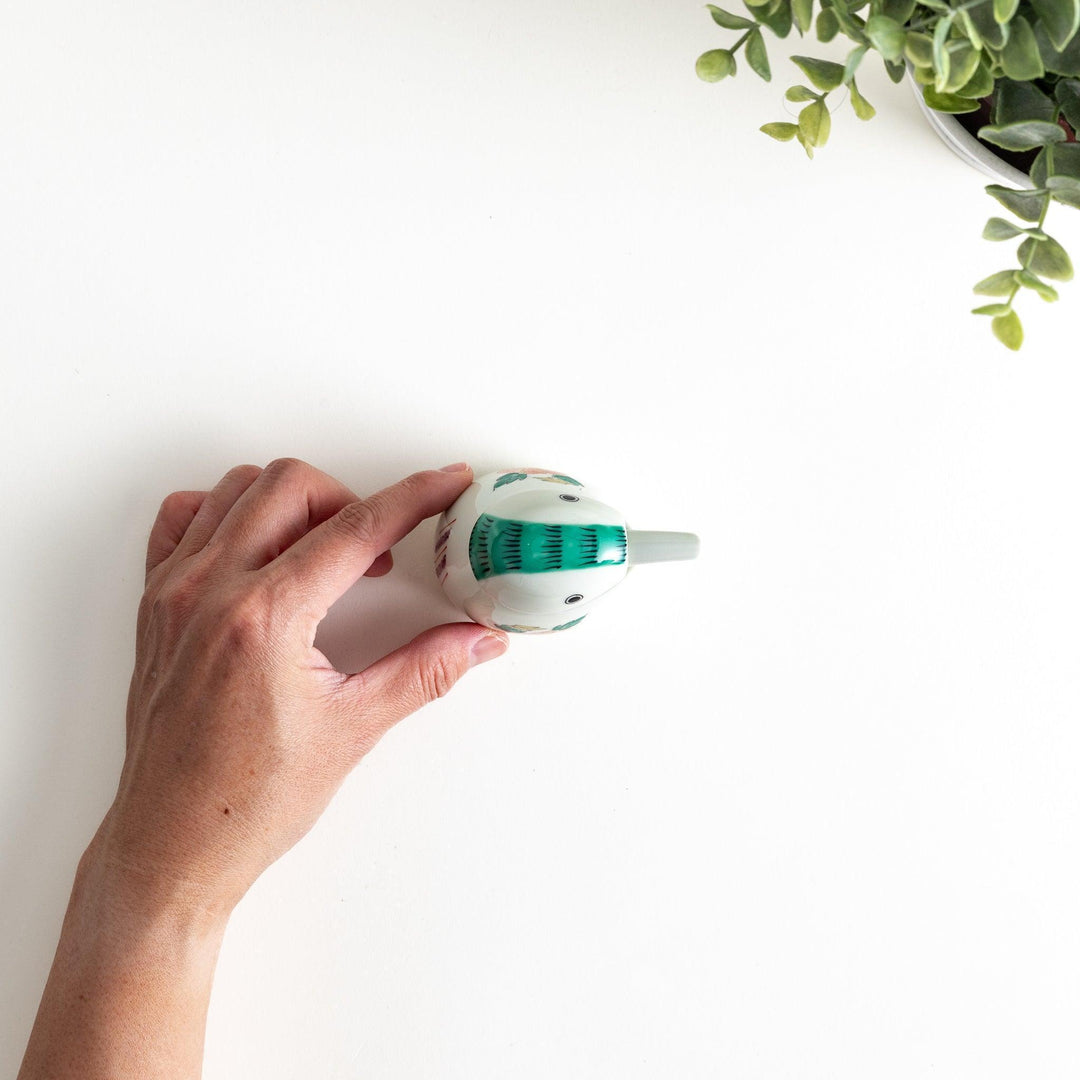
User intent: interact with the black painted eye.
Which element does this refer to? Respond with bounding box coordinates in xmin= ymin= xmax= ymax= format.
xmin=565 ymin=594 xmax=584 ymax=604
xmin=559 ymin=494 xmax=580 ymax=502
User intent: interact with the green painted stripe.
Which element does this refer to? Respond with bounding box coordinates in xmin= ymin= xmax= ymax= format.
xmin=469 ymin=515 xmax=627 ymax=580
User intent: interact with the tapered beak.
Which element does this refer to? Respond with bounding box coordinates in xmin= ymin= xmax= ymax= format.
xmin=626 ymin=530 xmax=700 ymax=565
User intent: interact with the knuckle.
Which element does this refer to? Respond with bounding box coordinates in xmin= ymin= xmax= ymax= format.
xmin=220 ymin=588 xmax=274 ymax=650
xmin=398 ymin=470 xmax=435 ymax=504
xmin=143 ymin=571 xmax=202 ymax=630
xmin=334 ymin=497 xmax=383 ymax=549
xmin=225 ymin=464 xmax=263 ymax=486
xmin=158 ymin=490 xmax=191 ymax=517
xmin=137 ymin=564 xmax=284 ymax=655
xmin=262 ymin=457 xmax=310 ymax=485
xmin=400 ymin=470 xmax=427 ymax=494
xmin=419 ymin=655 xmax=458 ymax=702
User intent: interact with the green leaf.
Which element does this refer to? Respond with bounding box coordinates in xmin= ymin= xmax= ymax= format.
xmin=866 ymin=15 xmax=906 ymax=61
xmin=957 ymin=8 xmax=984 ymax=51
xmin=994 ymin=79 xmax=1057 ymax=124
xmin=933 ymin=15 xmax=954 ymax=83
xmin=816 ymin=7 xmax=840 ymax=40
xmin=1029 ymin=0 xmax=1080 ymax=53
xmin=1015 ymin=269 xmax=1060 ymax=300
xmin=972 ymin=302 xmax=1014 ymax=315
xmin=882 ymin=0 xmax=917 ymax=22
xmin=1001 ymin=16 xmax=1045 ymax=80
xmin=904 ymin=31 xmax=935 ymax=67
xmin=799 ymin=98 xmax=832 ymax=146
xmin=1047 ymin=174 xmax=1080 ymax=207
xmin=746 ymin=29 xmax=773 ymax=79
xmin=786 ymin=84 xmax=820 ymax=100
xmin=796 ymin=129 xmax=815 ymax=157
xmin=973 ymin=269 xmax=1020 ymax=295
xmin=884 ymin=58 xmax=907 ymax=83
xmin=708 ymin=4 xmax=758 ymax=28
xmin=1019 ymin=234 xmax=1075 ymax=279
xmin=696 ymin=48 xmax=737 ymax=81
xmin=791 ymin=54 xmax=846 ymax=90
xmin=792 ymin=0 xmax=813 ymax=34
xmin=967 ymin=0 xmax=1009 ymax=47
xmin=850 ymin=78 xmax=876 ymax=119
xmin=985 ymin=184 xmax=1050 ymax=221
xmin=943 ymin=41 xmax=982 ymax=92
xmin=760 ymin=121 xmax=800 ymax=141
xmin=994 ymin=0 xmax=1020 ymax=22
xmin=923 ymin=86 xmax=981 ymax=112
xmin=1032 ymin=147 xmax=1050 ymax=186
xmin=1038 ymin=238 xmax=1075 ymax=281
xmin=843 ymin=44 xmax=869 ymax=84
xmin=978 ymin=120 xmax=1067 ymax=149
xmin=826 ymin=0 xmax=866 ymax=38
xmin=983 ymin=216 xmax=1027 ymax=239
xmin=1035 ymin=20 xmax=1080 ymax=75
xmin=955 ymin=58 xmax=995 ymax=99
xmin=992 ymin=309 xmax=1024 ymax=350
xmin=1055 ymin=78 xmax=1080 ymax=131
xmin=1045 ymin=143 xmax=1080 ymax=180
xmin=756 ymin=0 xmax=794 ymax=37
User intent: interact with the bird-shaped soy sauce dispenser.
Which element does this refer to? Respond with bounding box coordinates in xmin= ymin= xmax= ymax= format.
xmin=433 ymin=468 xmax=700 ymax=634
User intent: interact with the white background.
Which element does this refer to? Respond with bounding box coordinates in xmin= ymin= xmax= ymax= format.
xmin=2 ymin=2 xmax=1079 ymax=1077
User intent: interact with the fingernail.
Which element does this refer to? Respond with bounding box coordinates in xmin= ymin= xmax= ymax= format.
xmin=470 ymin=633 xmax=508 ymax=667
xmin=440 ymin=462 xmax=470 ymax=473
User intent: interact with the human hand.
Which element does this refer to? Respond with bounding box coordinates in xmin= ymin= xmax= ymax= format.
xmin=95 ymin=458 xmax=508 ymax=921
xmin=19 ymin=459 xmax=509 ymax=1080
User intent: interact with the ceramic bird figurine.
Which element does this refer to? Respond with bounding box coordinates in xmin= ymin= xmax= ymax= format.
xmin=434 ymin=468 xmax=700 ymax=634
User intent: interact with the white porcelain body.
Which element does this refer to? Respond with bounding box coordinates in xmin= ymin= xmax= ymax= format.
xmin=434 ymin=469 xmax=633 ymax=634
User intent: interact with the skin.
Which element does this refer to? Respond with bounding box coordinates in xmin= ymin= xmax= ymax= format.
xmin=17 ymin=458 xmax=509 ymax=1080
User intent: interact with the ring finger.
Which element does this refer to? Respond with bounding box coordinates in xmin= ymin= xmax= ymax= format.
xmin=170 ymin=464 xmax=263 ymax=562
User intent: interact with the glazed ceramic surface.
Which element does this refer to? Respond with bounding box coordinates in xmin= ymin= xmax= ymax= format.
xmin=908 ymin=75 xmax=1030 ymax=188
xmin=434 ymin=468 xmax=699 ymax=634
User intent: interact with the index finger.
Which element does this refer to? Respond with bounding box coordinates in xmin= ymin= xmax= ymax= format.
xmin=262 ymin=463 xmax=474 ymax=625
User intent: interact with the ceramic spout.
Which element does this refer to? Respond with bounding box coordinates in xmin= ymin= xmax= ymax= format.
xmin=626 ymin=530 xmax=700 ymax=565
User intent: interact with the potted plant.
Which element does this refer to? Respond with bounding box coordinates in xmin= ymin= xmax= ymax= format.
xmin=696 ymin=0 xmax=1080 ymax=348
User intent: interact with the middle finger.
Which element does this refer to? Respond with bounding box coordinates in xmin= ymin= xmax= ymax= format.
xmin=206 ymin=457 xmax=365 ymax=570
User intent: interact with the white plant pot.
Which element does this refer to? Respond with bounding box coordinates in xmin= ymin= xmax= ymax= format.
xmin=909 ymin=77 xmax=1031 ymax=189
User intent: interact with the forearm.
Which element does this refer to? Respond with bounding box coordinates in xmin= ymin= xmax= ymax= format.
xmin=18 ymin=834 xmax=230 ymax=1080
xmin=18 ymin=460 xmax=504 ymax=1077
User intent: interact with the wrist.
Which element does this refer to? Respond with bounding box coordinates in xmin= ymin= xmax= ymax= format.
xmin=73 ymin=816 xmax=235 ymax=948
xmin=17 ymin=824 xmax=230 ymax=1080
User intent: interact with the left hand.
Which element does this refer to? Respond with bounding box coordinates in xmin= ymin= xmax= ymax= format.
xmin=17 ymin=458 xmax=509 ymax=1080
xmin=103 ymin=458 xmax=508 ymax=920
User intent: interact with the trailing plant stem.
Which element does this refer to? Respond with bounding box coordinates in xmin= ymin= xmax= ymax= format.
xmin=1007 ymin=126 xmax=1057 ymax=308
xmin=907 ymin=0 xmax=993 ymax=33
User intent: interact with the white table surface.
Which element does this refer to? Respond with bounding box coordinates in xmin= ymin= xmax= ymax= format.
xmin=3 ymin=2 xmax=1079 ymax=1077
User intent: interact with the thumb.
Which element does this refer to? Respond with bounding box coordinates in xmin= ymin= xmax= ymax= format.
xmin=341 ymin=622 xmax=509 ymax=750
